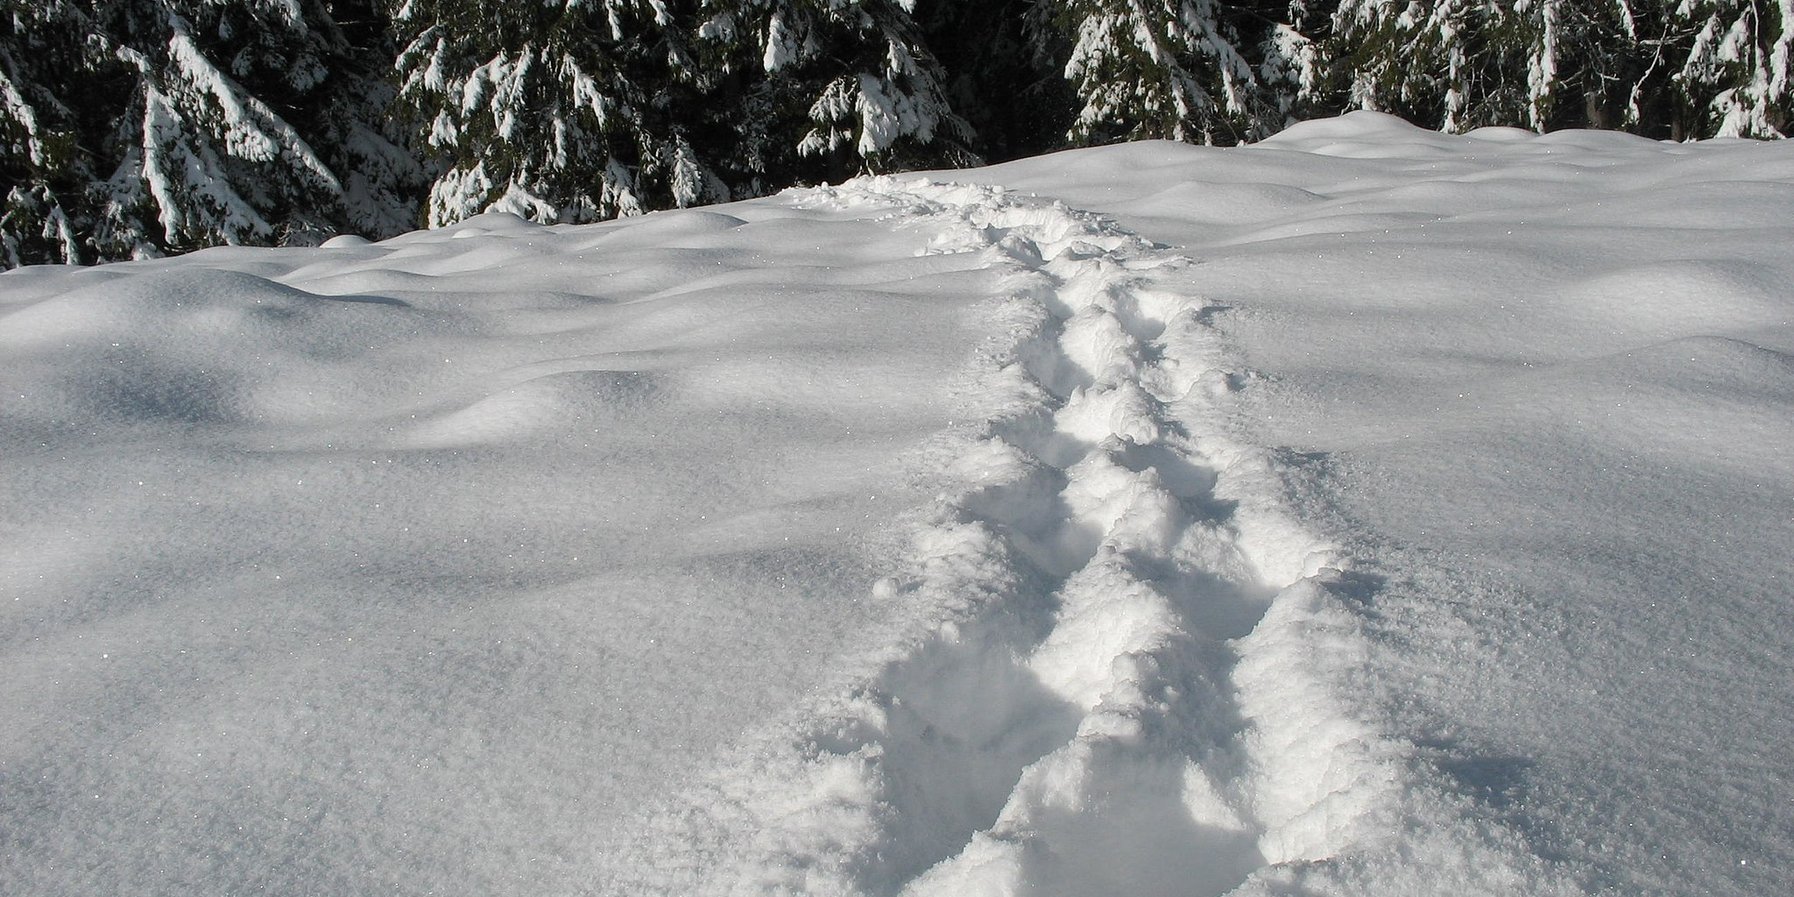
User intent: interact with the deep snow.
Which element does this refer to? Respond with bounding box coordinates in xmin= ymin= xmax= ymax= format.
xmin=3 ymin=113 xmax=1790 ymax=896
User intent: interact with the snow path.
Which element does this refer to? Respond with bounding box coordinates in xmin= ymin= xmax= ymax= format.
xmin=611 ymin=179 xmax=1569 ymax=895
xmin=945 ymin=118 xmax=1794 ymax=896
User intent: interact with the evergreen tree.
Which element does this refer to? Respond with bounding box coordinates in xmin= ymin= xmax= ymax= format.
xmin=1049 ymin=0 xmax=1291 ymax=145
xmin=1327 ymin=0 xmax=1790 ymax=138
xmin=313 ymin=0 xmax=432 ymax=238
xmin=1 ymin=0 xmax=418 ymax=267
xmin=1333 ymin=0 xmax=1537 ymax=132
xmin=94 ymin=0 xmax=362 ymax=255
xmin=1259 ymin=1 xmax=1329 ymax=125
xmin=392 ymin=0 xmax=728 ymax=227
xmin=1675 ymin=0 xmax=1793 ymax=137
xmin=695 ymin=0 xmax=976 ymax=185
xmin=1 ymin=0 xmax=91 ymax=265
xmin=1554 ymin=1 xmax=1667 ymax=133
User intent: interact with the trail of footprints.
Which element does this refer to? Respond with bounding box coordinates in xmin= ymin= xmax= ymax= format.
xmin=631 ymin=179 xmax=1401 ymax=896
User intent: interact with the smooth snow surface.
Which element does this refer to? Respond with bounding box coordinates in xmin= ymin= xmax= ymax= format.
xmin=4 ymin=113 xmax=1791 ymax=896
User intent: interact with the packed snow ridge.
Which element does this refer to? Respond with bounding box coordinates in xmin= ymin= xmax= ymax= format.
xmin=5 ymin=112 xmax=1791 ymax=897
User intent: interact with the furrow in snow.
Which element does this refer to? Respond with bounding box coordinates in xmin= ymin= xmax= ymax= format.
xmin=609 ymin=177 xmax=1560 ymax=896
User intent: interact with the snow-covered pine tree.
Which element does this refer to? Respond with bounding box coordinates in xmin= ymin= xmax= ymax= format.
xmin=694 ymin=0 xmax=976 ymax=186
xmin=1334 ymin=0 xmax=1526 ymax=131
xmin=1258 ymin=0 xmax=1329 ymax=124
xmin=1 ymin=0 xmax=91 ymax=265
xmin=687 ymin=0 xmax=825 ymax=194
xmin=94 ymin=0 xmax=415 ymax=256
xmin=1674 ymin=0 xmax=1792 ymax=137
xmin=2 ymin=0 xmax=416 ymax=267
xmin=1505 ymin=1 xmax=1719 ymax=133
xmin=311 ymin=0 xmax=431 ymax=239
xmin=1049 ymin=0 xmax=1288 ymax=145
xmin=1554 ymin=1 xmax=1661 ymax=132
xmin=1330 ymin=1 xmax=1693 ymax=134
xmin=393 ymin=0 xmax=729 ymax=227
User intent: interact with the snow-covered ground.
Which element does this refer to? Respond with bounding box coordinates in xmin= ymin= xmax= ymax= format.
xmin=3 ymin=113 xmax=1789 ymax=896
